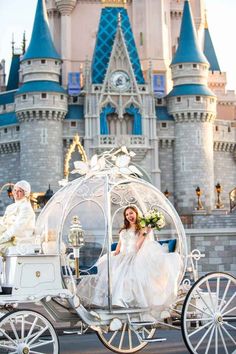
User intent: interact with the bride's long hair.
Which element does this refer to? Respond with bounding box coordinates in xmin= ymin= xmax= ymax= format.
xmin=120 ymin=205 xmax=142 ymax=233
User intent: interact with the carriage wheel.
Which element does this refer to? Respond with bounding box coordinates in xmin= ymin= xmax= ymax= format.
xmin=97 ymin=319 xmax=156 ymax=353
xmin=181 ymin=272 xmax=236 ymax=354
xmin=0 ymin=309 xmax=59 ymax=353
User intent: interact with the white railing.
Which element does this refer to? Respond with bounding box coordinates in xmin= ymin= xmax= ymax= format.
xmin=96 ymin=135 xmax=147 ymax=148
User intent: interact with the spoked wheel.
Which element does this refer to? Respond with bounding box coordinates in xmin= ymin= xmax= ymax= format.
xmin=97 ymin=319 xmax=156 ymax=354
xmin=181 ymin=272 xmax=236 ymax=354
xmin=0 ymin=309 xmax=59 ymax=353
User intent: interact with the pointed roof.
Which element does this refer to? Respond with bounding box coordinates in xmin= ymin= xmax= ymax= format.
xmin=7 ymin=54 xmax=20 ymax=91
xmin=167 ymin=84 xmax=214 ymax=98
xmin=23 ymin=0 xmax=60 ymax=61
xmin=0 ymin=91 xmax=16 ymax=105
xmin=203 ymin=19 xmax=220 ymax=71
xmin=92 ymin=7 xmax=144 ymax=84
xmin=17 ymin=81 xmax=66 ymax=94
xmin=171 ymin=0 xmax=208 ymax=65
xmin=0 ymin=112 xmax=18 ymax=126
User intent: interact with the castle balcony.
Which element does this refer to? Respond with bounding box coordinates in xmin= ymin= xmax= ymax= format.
xmin=0 ymin=127 xmax=20 ymax=144
xmin=21 ymin=60 xmax=61 ymax=83
xmin=171 ymin=63 xmax=209 ymax=85
xmin=15 ymin=94 xmax=67 ymax=114
xmin=0 ymin=140 xmax=20 ymax=154
xmin=92 ymin=134 xmax=150 ymax=161
xmin=168 ymin=95 xmax=216 ymax=119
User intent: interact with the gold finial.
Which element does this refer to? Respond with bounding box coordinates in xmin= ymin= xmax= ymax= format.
xmin=22 ymin=31 xmax=26 ymax=54
xmin=118 ymin=12 xmax=121 ymax=26
xmin=204 ymin=10 xmax=208 ymax=29
xmin=11 ymin=33 xmax=15 ymax=56
xmin=101 ymin=0 xmax=127 ymax=8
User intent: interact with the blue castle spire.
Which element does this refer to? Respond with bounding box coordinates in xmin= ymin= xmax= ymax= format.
xmin=171 ymin=0 xmax=208 ymax=65
xmin=203 ymin=19 xmax=220 ymax=72
xmin=23 ymin=0 xmax=60 ymax=61
xmin=7 ymin=54 xmax=20 ymax=90
xmin=92 ymin=7 xmax=144 ymax=84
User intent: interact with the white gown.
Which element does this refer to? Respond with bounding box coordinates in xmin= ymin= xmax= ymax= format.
xmin=77 ymin=228 xmax=183 ymax=317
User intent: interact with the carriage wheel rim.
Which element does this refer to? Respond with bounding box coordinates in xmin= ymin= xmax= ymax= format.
xmin=97 ymin=321 xmax=156 ymax=353
xmin=181 ymin=272 xmax=236 ymax=354
xmin=0 ymin=309 xmax=59 ymax=354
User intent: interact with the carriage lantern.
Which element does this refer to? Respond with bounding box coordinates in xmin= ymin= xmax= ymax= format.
xmin=68 ymin=216 xmax=85 ymax=278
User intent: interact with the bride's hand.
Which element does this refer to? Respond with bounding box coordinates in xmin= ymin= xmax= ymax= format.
xmin=141 ymin=226 xmax=151 ymax=236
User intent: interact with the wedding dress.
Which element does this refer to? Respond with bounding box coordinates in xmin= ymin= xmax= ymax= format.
xmin=77 ymin=229 xmax=182 ymax=316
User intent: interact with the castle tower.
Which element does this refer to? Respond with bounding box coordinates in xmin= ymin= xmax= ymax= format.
xmin=203 ymin=15 xmax=226 ymax=96
xmin=15 ymin=0 xmax=68 ymax=192
xmin=55 ymin=0 xmax=76 ymax=85
xmin=132 ymin=0 xmax=172 ymax=93
xmin=167 ymin=0 xmax=216 ymax=214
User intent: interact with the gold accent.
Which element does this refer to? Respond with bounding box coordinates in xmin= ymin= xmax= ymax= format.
xmin=101 ymin=0 xmax=127 ymax=8
xmin=64 ymin=135 xmax=88 ymax=179
xmin=204 ymin=10 xmax=208 ymax=29
xmin=23 ymin=348 xmax=29 ymax=354
xmin=11 ymin=236 xmax=17 ymax=246
xmin=36 ymin=271 xmax=41 ymax=278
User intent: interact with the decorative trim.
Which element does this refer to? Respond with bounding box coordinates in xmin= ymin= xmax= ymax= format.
xmin=159 ymin=138 xmax=174 ymax=149
xmin=0 ymin=141 xmax=20 ymax=154
xmin=16 ymin=110 xmax=66 ymax=122
xmin=101 ymin=0 xmax=127 ymax=7
xmin=173 ymin=112 xmax=215 ymax=123
xmin=214 ymin=141 xmax=236 ymax=153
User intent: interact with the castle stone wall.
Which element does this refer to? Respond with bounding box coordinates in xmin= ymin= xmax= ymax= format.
xmin=0 ymin=151 xmax=20 ymax=214
xmin=174 ymin=121 xmax=215 ymax=214
xmin=214 ymin=150 xmax=236 ymax=208
xmin=0 ymin=152 xmax=20 ymax=185
xmin=159 ymin=145 xmax=174 ymax=203
xmin=186 ymin=228 xmax=236 ymax=277
xmin=20 ymin=120 xmax=63 ymax=193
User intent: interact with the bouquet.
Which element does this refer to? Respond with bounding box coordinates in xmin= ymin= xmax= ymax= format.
xmin=140 ymin=209 xmax=165 ymax=231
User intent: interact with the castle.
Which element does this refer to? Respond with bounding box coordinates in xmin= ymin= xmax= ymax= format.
xmin=0 ymin=0 xmax=235 ymax=222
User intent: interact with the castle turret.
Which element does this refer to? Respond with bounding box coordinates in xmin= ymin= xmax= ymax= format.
xmin=15 ymin=0 xmax=67 ymax=192
xmin=203 ymin=15 xmax=226 ymax=96
xmin=167 ymin=0 xmax=216 ymax=214
xmin=55 ymin=0 xmax=77 ymax=85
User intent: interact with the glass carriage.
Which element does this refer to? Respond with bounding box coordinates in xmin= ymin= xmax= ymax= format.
xmin=0 ymin=148 xmax=235 ymax=354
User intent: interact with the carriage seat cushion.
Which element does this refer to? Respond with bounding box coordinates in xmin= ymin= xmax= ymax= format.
xmin=111 ymin=239 xmax=177 ymax=253
xmin=158 ymin=239 xmax=176 ymax=253
xmin=111 ymin=242 xmax=118 ymax=252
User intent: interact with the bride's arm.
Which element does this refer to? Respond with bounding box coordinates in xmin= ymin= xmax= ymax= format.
xmin=137 ymin=234 xmax=145 ymax=250
xmin=137 ymin=227 xmax=152 ymax=250
xmin=114 ymin=239 xmax=121 ymax=255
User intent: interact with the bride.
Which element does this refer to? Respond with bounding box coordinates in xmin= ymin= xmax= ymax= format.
xmin=77 ymin=205 xmax=183 ymax=314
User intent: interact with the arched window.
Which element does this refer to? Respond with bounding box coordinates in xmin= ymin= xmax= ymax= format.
xmin=107 ymin=113 xmax=134 ymax=135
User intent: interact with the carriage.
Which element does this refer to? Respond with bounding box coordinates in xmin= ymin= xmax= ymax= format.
xmin=0 ymin=147 xmax=235 ymax=354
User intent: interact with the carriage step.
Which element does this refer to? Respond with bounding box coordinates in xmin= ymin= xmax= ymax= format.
xmin=63 ymin=330 xmax=82 ymax=335
xmin=142 ymin=337 xmax=167 ymax=343
xmin=130 ymin=321 xmax=155 ymax=326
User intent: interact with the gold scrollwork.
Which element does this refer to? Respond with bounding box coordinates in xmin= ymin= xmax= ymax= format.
xmin=101 ymin=0 xmax=127 ymax=8
xmin=64 ymin=135 xmax=88 ymax=179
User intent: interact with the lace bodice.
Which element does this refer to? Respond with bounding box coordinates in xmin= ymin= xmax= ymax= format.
xmin=119 ymin=229 xmax=138 ymax=255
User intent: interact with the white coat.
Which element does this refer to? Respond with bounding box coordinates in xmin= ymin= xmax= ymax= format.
xmin=0 ymin=198 xmax=35 ymax=245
